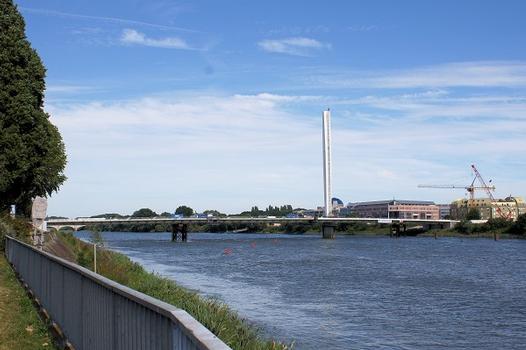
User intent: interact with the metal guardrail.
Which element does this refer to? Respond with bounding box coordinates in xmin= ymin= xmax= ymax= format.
xmin=5 ymin=236 xmax=232 ymax=350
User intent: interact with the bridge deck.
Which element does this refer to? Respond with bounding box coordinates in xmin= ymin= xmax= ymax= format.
xmin=47 ymin=217 xmax=459 ymax=227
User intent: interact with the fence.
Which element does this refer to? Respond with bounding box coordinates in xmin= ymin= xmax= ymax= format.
xmin=5 ymin=236 xmax=232 ymax=350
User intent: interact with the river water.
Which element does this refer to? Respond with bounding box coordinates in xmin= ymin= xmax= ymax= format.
xmin=76 ymin=231 xmax=526 ymax=349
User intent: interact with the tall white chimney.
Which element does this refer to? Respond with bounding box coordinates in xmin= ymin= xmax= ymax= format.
xmin=322 ymin=109 xmax=332 ymax=217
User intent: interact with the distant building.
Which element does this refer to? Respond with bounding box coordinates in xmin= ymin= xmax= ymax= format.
xmin=331 ymin=197 xmax=345 ymax=216
xmin=294 ymin=208 xmax=323 ymax=218
xmin=450 ymin=196 xmax=526 ymax=220
xmin=348 ymin=199 xmax=440 ymax=220
xmin=437 ymin=204 xmax=451 ymax=219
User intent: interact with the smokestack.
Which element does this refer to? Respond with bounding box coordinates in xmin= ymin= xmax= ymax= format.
xmin=322 ymin=109 xmax=332 ymax=217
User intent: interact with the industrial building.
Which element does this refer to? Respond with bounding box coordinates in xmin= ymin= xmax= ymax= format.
xmin=348 ymin=200 xmax=440 ymax=220
xmin=450 ymin=197 xmax=526 ymax=220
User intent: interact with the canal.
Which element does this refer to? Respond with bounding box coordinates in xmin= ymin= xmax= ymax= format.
xmin=76 ymin=232 xmax=526 ymax=349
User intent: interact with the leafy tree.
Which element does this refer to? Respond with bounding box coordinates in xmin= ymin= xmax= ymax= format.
xmin=465 ymin=208 xmax=481 ymax=220
xmin=508 ymin=214 xmax=526 ymax=235
xmin=482 ymin=218 xmax=510 ymax=232
xmin=159 ymin=212 xmax=173 ymax=218
xmin=0 ymin=0 xmax=67 ymax=215
xmin=131 ymin=208 xmax=157 ymax=218
xmin=175 ymin=205 xmax=194 ymax=217
xmin=203 ymin=209 xmax=226 ymax=217
xmin=91 ymin=213 xmax=124 ymax=219
xmin=454 ymin=220 xmax=471 ymax=234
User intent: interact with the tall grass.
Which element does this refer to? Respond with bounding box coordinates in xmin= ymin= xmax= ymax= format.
xmin=56 ymin=232 xmax=292 ymax=350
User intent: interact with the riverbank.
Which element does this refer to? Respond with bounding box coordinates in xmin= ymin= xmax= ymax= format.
xmin=0 ymin=254 xmax=57 ymax=350
xmin=47 ymin=231 xmax=291 ymax=350
xmin=421 ymin=229 xmax=525 ymax=239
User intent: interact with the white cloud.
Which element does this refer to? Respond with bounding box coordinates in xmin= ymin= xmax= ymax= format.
xmin=308 ymin=61 xmax=526 ymax=88
xmin=258 ymin=37 xmax=331 ymax=56
xmin=45 ymin=91 xmax=526 ymax=217
xmin=120 ymin=29 xmax=191 ymax=49
xmin=46 ymin=85 xmax=95 ymax=93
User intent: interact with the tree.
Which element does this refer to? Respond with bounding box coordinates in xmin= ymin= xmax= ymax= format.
xmin=159 ymin=212 xmax=173 ymax=218
xmin=508 ymin=214 xmax=526 ymax=235
xmin=0 ymin=0 xmax=67 ymax=215
xmin=175 ymin=205 xmax=194 ymax=217
xmin=203 ymin=209 xmax=226 ymax=217
xmin=132 ymin=208 xmax=157 ymax=218
xmin=465 ymin=208 xmax=481 ymax=220
xmin=91 ymin=213 xmax=124 ymax=219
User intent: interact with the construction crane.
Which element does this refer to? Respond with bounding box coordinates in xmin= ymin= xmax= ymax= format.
xmin=418 ymin=164 xmax=495 ymax=200
xmin=418 ymin=164 xmax=513 ymax=220
xmin=470 ymin=164 xmax=514 ymax=220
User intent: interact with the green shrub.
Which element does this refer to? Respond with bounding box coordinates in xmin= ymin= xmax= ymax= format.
xmin=454 ymin=220 xmax=471 ymax=234
xmin=508 ymin=214 xmax=526 ymax=235
xmin=0 ymin=215 xmax=32 ymax=249
xmin=482 ymin=218 xmax=511 ymax=232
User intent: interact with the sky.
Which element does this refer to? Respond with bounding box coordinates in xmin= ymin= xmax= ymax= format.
xmin=14 ymin=0 xmax=526 ymax=217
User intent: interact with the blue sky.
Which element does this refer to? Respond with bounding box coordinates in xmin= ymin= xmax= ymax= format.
xmin=15 ymin=0 xmax=526 ymax=217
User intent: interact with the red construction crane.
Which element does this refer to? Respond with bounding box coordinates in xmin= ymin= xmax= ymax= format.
xmin=470 ymin=164 xmax=514 ymax=220
xmin=418 ymin=164 xmax=514 ymax=220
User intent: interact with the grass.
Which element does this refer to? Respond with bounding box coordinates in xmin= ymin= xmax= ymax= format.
xmin=52 ymin=231 xmax=292 ymax=350
xmin=0 ymin=254 xmax=57 ymax=350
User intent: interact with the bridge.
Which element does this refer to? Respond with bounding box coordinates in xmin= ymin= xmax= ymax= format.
xmin=45 ymin=110 xmax=460 ymax=239
xmin=46 ymin=216 xmax=460 ymax=239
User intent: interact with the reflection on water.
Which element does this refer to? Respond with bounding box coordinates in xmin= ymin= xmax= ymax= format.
xmin=76 ymin=231 xmax=526 ymax=350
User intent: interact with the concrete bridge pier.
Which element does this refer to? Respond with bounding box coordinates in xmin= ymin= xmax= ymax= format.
xmin=321 ymin=223 xmax=336 ymax=239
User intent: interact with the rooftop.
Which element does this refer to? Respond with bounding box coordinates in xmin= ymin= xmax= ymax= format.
xmin=348 ymin=199 xmax=436 ymax=207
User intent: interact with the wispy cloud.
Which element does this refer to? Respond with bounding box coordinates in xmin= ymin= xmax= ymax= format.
xmin=258 ymin=37 xmax=331 ymax=56
xmin=46 ymin=85 xmax=95 ymax=94
xmin=307 ymin=61 xmax=526 ymax=88
xmin=120 ymin=29 xmax=192 ymax=50
xmin=20 ymin=7 xmax=201 ymax=33
xmin=346 ymin=25 xmax=378 ymax=32
xmin=46 ymin=91 xmax=526 ymax=216
xmin=264 ymin=25 xmax=330 ymax=36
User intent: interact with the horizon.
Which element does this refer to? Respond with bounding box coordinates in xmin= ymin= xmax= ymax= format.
xmin=14 ymin=0 xmax=526 ymax=217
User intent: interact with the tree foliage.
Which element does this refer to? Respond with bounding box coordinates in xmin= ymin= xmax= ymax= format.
xmin=465 ymin=208 xmax=482 ymax=220
xmin=508 ymin=214 xmax=526 ymax=235
xmin=175 ymin=205 xmax=194 ymax=217
xmin=0 ymin=0 xmax=66 ymax=215
xmin=203 ymin=209 xmax=226 ymax=217
xmin=131 ymin=208 xmax=157 ymax=218
xmin=239 ymin=204 xmax=294 ymax=217
xmin=91 ymin=213 xmax=125 ymax=219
